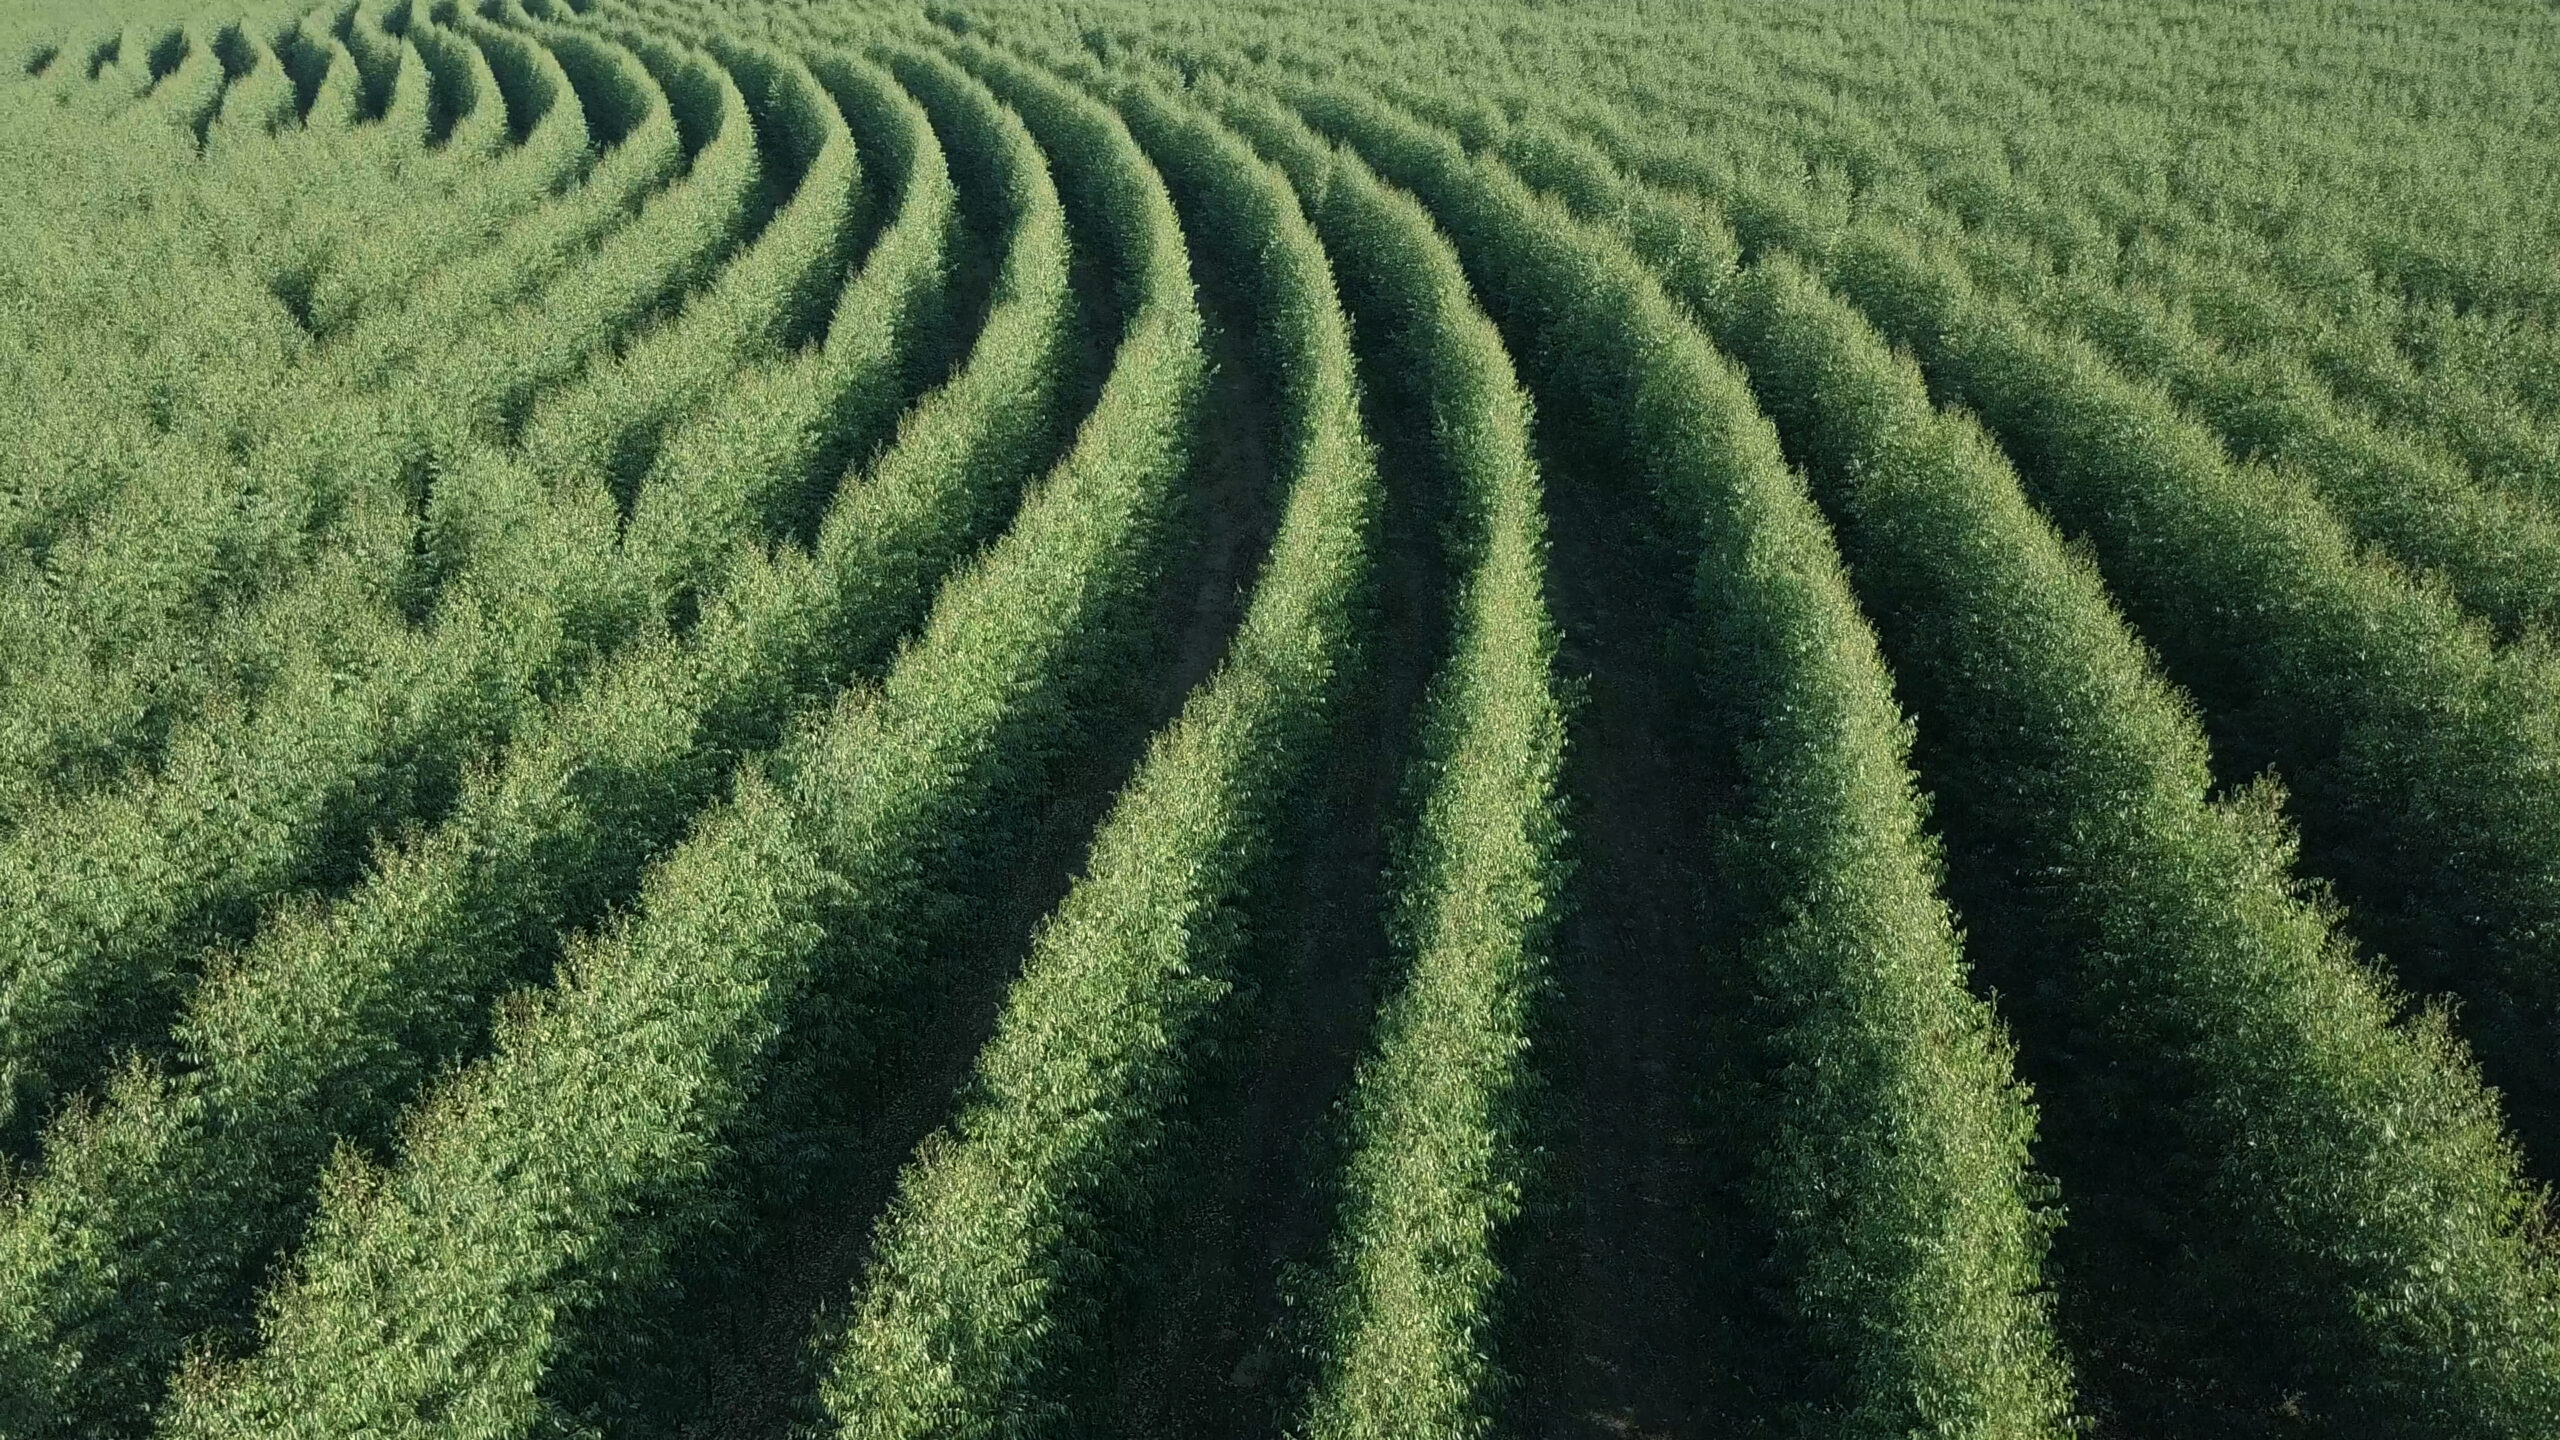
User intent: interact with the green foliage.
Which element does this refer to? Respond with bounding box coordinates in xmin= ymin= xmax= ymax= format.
xmin=1220 ymin=95 xmax=1568 ymax=1440
xmin=0 ymin=42 xmax=1008 ymax=1438
xmin=1288 ymin=86 xmax=2074 ymax=1440
xmin=820 ymin=57 xmax=1372 ymax=1436
xmin=1984 ymin=246 xmax=2560 ymax=641
xmin=1719 ymin=251 xmax=2560 ymax=1436
xmin=1821 ymin=223 xmax=2560 ymax=1180
xmin=146 ymin=22 xmax=1202 ymax=1434
xmin=0 ymin=21 xmax=856 ymax=1146
xmin=0 ymin=21 xmax=688 ymax=840
xmin=4 ymin=3 xmax=2559 ymax=1437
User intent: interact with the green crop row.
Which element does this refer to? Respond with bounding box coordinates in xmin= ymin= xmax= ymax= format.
xmin=1536 ymin=104 xmax=2560 ymax=647
xmin=341 ymin=0 xmax=409 ymax=123
xmin=1684 ymin=79 xmax=2560 ymax=574
xmin=1719 ymin=248 xmax=2560 ymax=1437
xmin=1217 ymin=92 xmax=1573 ymax=1440
xmin=0 ymin=19 xmax=677 ymax=834
xmin=500 ymin=32 xmax=855 ymax=517
xmin=152 ymin=25 xmax=1204 ymax=1434
xmin=133 ymin=18 xmax=227 ymax=143
xmin=1486 ymin=94 xmax=2560 ymax=649
xmin=1995 ymin=254 xmax=2560 ymax=640
xmin=11 ymin=35 xmax=57 ymax=77
xmin=0 ymin=38 xmax=1002 ymax=1440
xmin=1292 ymin=85 xmax=2077 ymax=1440
xmin=1519 ymin=59 xmax=2560 ymax=530
xmin=2099 ymin=236 xmax=2560 ymax=518
xmin=1509 ymin=80 xmax=2560 ymax=1188
xmin=1810 ymin=223 xmax=2560 ymax=1178
xmin=821 ymin=54 xmax=1376 ymax=1436
xmin=410 ymin=13 xmax=509 ymax=155
xmin=326 ymin=19 xmax=679 ymax=389
xmin=1471 ymin=6 xmax=2560 ymax=435
xmin=8 ymin=3 xmax=2557 ymax=1436
xmin=292 ymin=11 xmax=583 ymax=336
xmin=208 ymin=18 xmax=298 ymax=137
xmin=108 ymin=22 xmax=185 ymax=107
xmin=294 ymin=18 xmax=363 ymax=129
xmin=0 ymin=33 xmax=783 ymax=1142
xmin=1088 ymin=1 xmax=2560 ymax=635
xmin=0 ymin=5 xmax=690 ymax=985
xmin=364 ymin=17 xmax=430 ymax=146
xmin=615 ymin=41 xmax=957 ymax=619
xmin=60 ymin=25 xmax=149 ymax=107
xmin=1435 ymin=98 xmax=2560 ymax=1432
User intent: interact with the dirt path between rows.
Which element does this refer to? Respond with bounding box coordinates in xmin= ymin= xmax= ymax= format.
xmin=1508 ymin=422 xmax=1758 ymax=1440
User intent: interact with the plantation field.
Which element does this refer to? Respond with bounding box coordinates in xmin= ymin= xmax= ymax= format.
xmin=2 ymin=0 xmax=2558 ymax=1435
